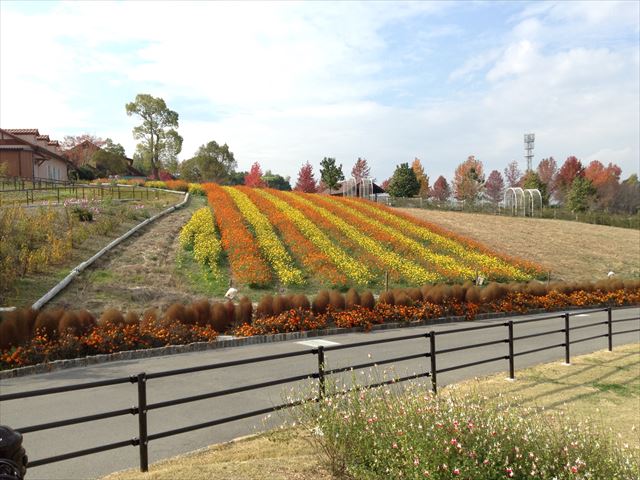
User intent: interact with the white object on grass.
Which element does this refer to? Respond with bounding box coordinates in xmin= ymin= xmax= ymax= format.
xmin=225 ymin=287 xmax=238 ymax=300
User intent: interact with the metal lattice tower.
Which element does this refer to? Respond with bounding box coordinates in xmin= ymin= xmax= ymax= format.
xmin=524 ymin=133 xmax=535 ymax=171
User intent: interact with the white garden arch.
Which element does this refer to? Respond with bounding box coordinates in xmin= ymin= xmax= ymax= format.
xmin=504 ymin=187 xmax=542 ymax=217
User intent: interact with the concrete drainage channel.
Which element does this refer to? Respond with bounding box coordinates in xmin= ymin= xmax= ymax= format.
xmin=1 ymin=305 xmax=623 ymax=380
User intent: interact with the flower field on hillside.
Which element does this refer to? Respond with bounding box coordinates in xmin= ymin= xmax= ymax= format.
xmin=184 ymin=185 xmax=544 ymax=289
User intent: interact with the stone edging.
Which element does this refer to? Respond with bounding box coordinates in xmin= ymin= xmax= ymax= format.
xmin=4 ymin=304 xmax=634 ymax=380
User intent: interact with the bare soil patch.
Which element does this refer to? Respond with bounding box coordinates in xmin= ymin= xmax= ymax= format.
xmin=49 ymin=197 xmax=208 ymax=314
xmin=400 ymin=208 xmax=640 ymax=281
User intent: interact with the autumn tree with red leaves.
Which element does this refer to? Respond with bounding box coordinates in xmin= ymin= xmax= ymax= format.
xmin=537 ymin=157 xmax=557 ymax=199
xmin=294 ymin=161 xmax=318 ymax=193
xmin=244 ymin=162 xmax=266 ymax=187
xmin=453 ymin=156 xmax=485 ymax=203
xmin=503 ymin=161 xmax=522 ymax=188
xmin=351 ymin=157 xmax=371 ymax=183
xmin=554 ymin=156 xmax=584 ymax=203
xmin=484 ymin=170 xmax=505 ymax=205
xmin=584 ymin=160 xmax=622 ymax=210
xmin=430 ymin=175 xmax=450 ymax=202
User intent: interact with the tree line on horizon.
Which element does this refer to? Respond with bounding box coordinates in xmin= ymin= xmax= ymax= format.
xmin=60 ymin=93 xmax=638 ymax=216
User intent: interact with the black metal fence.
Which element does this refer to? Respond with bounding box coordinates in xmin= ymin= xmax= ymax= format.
xmin=1 ymin=306 xmax=638 ymax=473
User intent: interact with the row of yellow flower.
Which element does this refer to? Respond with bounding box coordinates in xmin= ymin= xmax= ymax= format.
xmin=179 ymin=207 xmax=222 ymax=275
xmin=225 ymin=187 xmax=304 ymax=286
xmin=288 ymin=193 xmax=440 ymax=284
xmin=257 ymin=190 xmax=374 ymax=285
xmin=342 ymin=197 xmax=533 ymax=281
xmin=317 ymin=195 xmax=477 ymax=280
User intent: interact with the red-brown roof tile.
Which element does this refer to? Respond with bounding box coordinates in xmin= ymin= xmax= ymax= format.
xmin=4 ymin=128 xmax=40 ymax=135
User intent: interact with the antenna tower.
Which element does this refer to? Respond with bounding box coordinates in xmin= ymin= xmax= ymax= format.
xmin=524 ymin=133 xmax=535 ymax=171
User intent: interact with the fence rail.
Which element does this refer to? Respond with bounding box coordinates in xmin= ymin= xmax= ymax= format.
xmin=1 ymin=306 xmax=638 ymax=473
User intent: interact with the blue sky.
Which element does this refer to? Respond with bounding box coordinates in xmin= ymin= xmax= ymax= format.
xmin=1 ymin=1 xmax=638 ymax=182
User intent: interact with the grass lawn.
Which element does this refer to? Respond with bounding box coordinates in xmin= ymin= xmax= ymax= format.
xmin=101 ymin=343 xmax=640 ymax=480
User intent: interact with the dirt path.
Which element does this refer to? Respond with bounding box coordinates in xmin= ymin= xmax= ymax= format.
xmin=400 ymin=208 xmax=640 ymax=282
xmin=51 ymin=198 xmax=206 ymax=314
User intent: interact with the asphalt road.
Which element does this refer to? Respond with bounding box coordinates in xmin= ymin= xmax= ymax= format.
xmin=1 ymin=307 xmax=638 ymax=480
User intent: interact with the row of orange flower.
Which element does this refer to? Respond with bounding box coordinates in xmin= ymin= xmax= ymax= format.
xmin=239 ymin=187 xmax=349 ymax=287
xmin=204 ymin=183 xmax=272 ymax=286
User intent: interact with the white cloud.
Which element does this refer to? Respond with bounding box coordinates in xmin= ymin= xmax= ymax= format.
xmin=0 ymin=0 xmax=638 ymax=183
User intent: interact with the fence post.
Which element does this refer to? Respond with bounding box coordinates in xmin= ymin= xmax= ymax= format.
xmin=607 ymin=307 xmax=613 ymax=351
xmin=507 ymin=321 xmax=515 ymax=379
xmin=429 ymin=331 xmax=437 ymax=394
xmin=136 ymin=372 xmax=149 ymax=472
xmin=316 ymin=346 xmax=325 ymax=399
xmin=563 ymin=313 xmax=571 ymax=365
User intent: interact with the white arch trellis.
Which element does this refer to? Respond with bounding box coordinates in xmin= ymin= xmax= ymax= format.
xmin=343 ymin=178 xmax=374 ymax=199
xmin=504 ymin=187 xmax=542 ymax=217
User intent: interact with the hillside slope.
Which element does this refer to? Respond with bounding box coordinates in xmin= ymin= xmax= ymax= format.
xmin=400 ymin=208 xmax=640 ymax=282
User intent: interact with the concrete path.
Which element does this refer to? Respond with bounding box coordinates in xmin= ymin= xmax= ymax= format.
xmin=1 ymin=307 xmax=638 ymax=480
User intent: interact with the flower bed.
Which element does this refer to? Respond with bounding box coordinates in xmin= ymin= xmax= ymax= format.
xmin=1 ymin=279 xmax=636 ymax=370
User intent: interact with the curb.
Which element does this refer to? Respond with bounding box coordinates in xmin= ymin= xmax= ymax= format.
xmin=3 ymin=304 xmax=635 ymax=380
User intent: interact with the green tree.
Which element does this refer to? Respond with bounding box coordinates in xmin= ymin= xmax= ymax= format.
xmin=320 ymin=157 xmax=344 ymax=193
xmin=387 ymin=163 xmax=420 ymax=198
xmin=180 ymin=141 xmax=237 ymax=183
xmin=521 ymin=170 xmax=549 ymax=205
xmin=566 ymin=176 xmax=596 ymax=213
xmin=92 ymin=138 xmax=128 ymax=176
xmin=125 ymin=94 xmax=182 ymax=179
xmin=262 ymin=170 xmax=292 ymax=190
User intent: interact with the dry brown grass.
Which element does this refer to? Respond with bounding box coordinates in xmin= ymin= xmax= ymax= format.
xmin=400 ymin=208 xmax=640 ymax=281
xmin=101 ymin=345 xmax=639 ymax=480
xmin=101 ymin=431 xmax=331 ymax=480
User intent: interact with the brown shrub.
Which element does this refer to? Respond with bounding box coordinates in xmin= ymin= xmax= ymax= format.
xmin=164 ymin=304 xmax=186 ymax=323
xmin=525 ymin=282 xmax=547 ymax=297
xmin=273 ymin=295 xmax=291 ymax=316
xmin=58 ymin=311 xmax=82 ymax=334
xmin=141 ymin=308 xmax=158 ymax=325
xmin=15 ymin=308 xmax=37 ymax=339
xmin=211 ymin=302 xmax=230 ymax=332
xmin=407 ymin=288 xmax=423 ymax=302
xmin=360 ymin=291 xmax=376 ymax=310
xmin=0 ymin=314 xmax=20 ymax=350
xmin=192 ymin=299 xmax=211 ymax=326
xmin=462 ymin=280 xmax=474 ymax=291
xmin=420 ymin=285 xmax=432 ymax=300
xmin=124 ymin=311 xmax=139 ymax=326
xmin=465 ymin=286 xmax=482 ymax=304
xmin=291 ymin=294 xmax=310 ymax=311
xmin=224 ymin=301 xmax=236 ymax=325
xmin=76 ymin=310 xmax=97 ymax=333
xmin=607 ymin=279 xmax=624 ymax=292
xmin=183 ymin=306 xmax=197 ymax=325
xmin=312 ymin=290 xmax=330 ymax=315
xmin=345 ymin=289 xmax=360 ymax=310
xmin=623 ymin=279 xmax=640 ymax=291
xmin=426 ymin=285 xmax=444 ymax=304
xmin=256 ymin=295 xmax=274 ymax=318
xmin=481 ymin=283 xmax=507 ymax=303
xmin=237 ymin=296 xmax=253 ymax=324
xmin=329 ymin=290 xmax=346 ymax=311
xmin=450 ymin=284 xmax=466 ymax=302
xmin=394 ymin=291 xmax=413 ymax=307
xmin=34 ymin=310 xmax=60 ymax=338
xmin=100 ymin=308 xmax=125 ymax=326
xmin=378 ymin=290 xmax=395 ymax=306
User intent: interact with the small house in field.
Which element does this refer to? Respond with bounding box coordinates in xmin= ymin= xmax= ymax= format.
xmin=0 ymin=128 xmax=75 ymax=181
